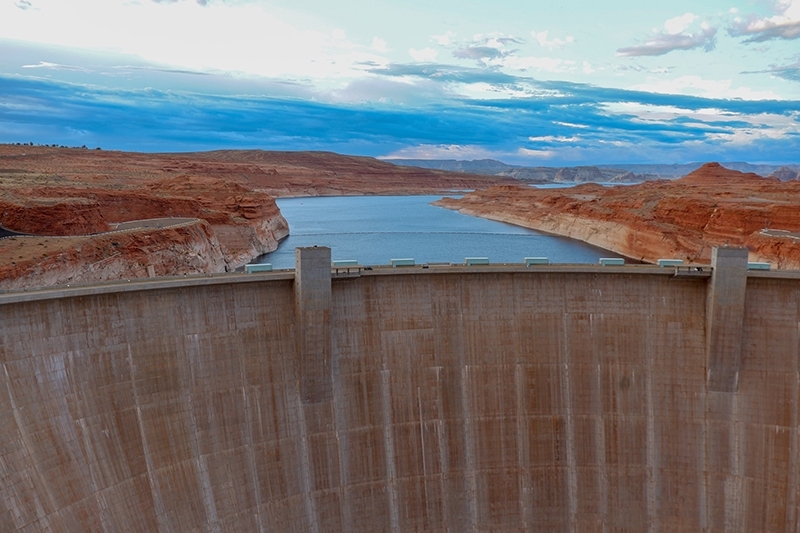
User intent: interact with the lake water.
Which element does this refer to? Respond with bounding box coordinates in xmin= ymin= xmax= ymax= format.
xmin=255 ymin=195 xmax=623 ymax=269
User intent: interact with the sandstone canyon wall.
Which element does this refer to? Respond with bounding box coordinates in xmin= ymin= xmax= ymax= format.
xmin=0 ymin=221 xmax=229 ymax=291
xmin=436 ymin=163 xmax=800 ymax=268
xmin=0 ymin=144 xmax=517 ymax=289
xmin=0 ymin=175 xmax=289 ymax=289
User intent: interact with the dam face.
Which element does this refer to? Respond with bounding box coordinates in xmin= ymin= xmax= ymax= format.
xmin=0 ymin=250 xmax=798 ymax=532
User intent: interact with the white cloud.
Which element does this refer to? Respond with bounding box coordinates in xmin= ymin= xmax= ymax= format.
xmin=789 ymin=0 xmax=800 ymax=18
xmin=453 ymin=46 xmax=505 ymax=61
xmin=630 ymin=75 xmax=781 ymax=100
xmin=744 ymin=59 xmax=800 ymax=82
xmin=530 ymin=30 xmax=575 ymax=50
xmin=518 ymin=147 xmax=555 ymax=158
xmin=497 ymin=55 xmax=574 ymax=73
xmin=382 ymin=144 xmax=498 ymax=160
xmin=664 ymin=13 xmax=697 ymax=35
xmin=582 ymin=61 xmax=595 ymax=74
xmin=371 ymin=37 xmax=387 ymax=52
xmin=727 ymin=0 xmax=800 ymax=41
xmin=597 ymin=140 xmax=630 ymax=147
xmin=555 ymin=121 xmax=590 ymax=129
xmin=604 ymin=103 xmax=800 ymax=147
xmin=448 ymin=32 xmax=573 ymax=73
xmin=603 ymin=102 xmax=746 ymax=126
xmin=409 ymin=47 xmax=438 ymax=62
xmin=432 ymin=31 xmax=456 ymax=46
xmin=451 ymin=82 xmax=564 ymax=100
xmin=470 ymin=32 xmax=523 ymax=47
xmin=21 ymin=61 xmax=90 ymax=72
xmin=705 ymin=125 xmax=800 ymax=145
xmin=0 ymin=0 xmax=388 ymax=84
xmin=617 ymin=22 xmax=717 ymax=56
xmin=528 ymin=135 xmax=580 ymax=142
xmin=451 ymin=32 xmax=525 ymax=66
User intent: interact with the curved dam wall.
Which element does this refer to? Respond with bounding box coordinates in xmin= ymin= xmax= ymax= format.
xmin=0 ymin=248 xmax=798 ymax=532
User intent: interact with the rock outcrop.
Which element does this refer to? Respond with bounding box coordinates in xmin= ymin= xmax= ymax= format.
xmin=143 ymin=175 xmax=290 ymax=267
xmin=771 ymin=166 xmax=800 ymax=181
xmin=0 ymin=175 xmax=289 ymax=289
xmin=0 ymin=221 xmax=229 ymax=290
xmin=0 ymin=146 xmax=296 ymax=288
xmin=436 ymin=162 xmax=800 ymax=268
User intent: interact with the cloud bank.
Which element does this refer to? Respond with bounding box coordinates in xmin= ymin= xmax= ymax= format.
xmin=1 ymin=1 xmax=799 ymax=166
xmin=2 ymin=70 xmax=797 ymax=165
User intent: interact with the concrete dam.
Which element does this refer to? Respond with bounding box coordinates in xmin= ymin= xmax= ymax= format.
xmin=0 ymin=246 xmax=798 ymax=532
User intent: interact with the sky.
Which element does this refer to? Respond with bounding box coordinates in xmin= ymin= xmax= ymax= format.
xmin=1 ymin=0 xmax=800 ymax=165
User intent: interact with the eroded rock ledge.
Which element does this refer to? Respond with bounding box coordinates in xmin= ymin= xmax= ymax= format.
xmin=0 ymin=174 xmax=288 ymax=289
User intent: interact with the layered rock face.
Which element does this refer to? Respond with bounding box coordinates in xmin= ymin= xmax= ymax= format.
xmin=144 ymin=175 xmax=289 ymax=267
xmin=436 ymin=162 xmax=800 ymax=268
xmin=0 ymin=221 xmax=228 ymax=291
xmin=0 ymin=173 xmax=288 ymax=289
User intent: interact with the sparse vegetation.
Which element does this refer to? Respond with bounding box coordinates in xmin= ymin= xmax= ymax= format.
xmin=4 ymin=142 xmax=102 ymax=150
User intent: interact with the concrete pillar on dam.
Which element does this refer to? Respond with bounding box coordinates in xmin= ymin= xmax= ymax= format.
xmin=706 ymin=247 xmax=749 ymax=392
xmin=295 ymin=246 xmax=332 ymax=404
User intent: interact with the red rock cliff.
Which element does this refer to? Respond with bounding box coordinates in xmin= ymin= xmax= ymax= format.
xmin=0 ymin=147 xmax=291 ymax=288
xmin=0 ymin=221 xmax=229 ymax=290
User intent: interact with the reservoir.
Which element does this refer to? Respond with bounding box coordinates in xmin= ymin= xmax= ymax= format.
xmin=256 ymin=195 xmax=622 ymax=269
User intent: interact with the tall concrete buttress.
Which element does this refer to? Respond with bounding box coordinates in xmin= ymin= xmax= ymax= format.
xmin=706 ymin=247 xmax=749 ymax=392
xmin=295 ymin=246 xmax=332 ymax=404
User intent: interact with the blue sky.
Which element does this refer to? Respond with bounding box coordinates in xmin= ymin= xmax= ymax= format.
xmin=1 ymin=0 xmax=800 ymax=165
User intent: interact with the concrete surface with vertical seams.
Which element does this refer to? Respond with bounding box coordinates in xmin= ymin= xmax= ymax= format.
xmin=0 ymin=248 xmax=799 ymax=532
xmin=706 ymin=247 xmax=749 ymax=393
xmin=295 ymin=246 xmax=332 ymax=405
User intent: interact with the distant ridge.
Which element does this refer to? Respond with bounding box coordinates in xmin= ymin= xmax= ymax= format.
xmin=388 ymin=158 xmax=800 ymax=182
xmin=387 ymin=159 xmax=516 ymax=174
xmin=607 ymin=162 xmax=800 ymax=179
xmin=387 ymin=159 xmax=654 ymax=183
xmin=388 ymin=158 xmax=513 ymax=174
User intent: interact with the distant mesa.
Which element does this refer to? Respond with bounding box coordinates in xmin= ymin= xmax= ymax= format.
xmin=677 ymin=161 xmax=776 ymax=185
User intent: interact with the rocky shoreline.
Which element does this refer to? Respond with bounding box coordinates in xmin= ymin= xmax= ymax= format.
xmin=435 ymin=163 xmax=800 ymax=269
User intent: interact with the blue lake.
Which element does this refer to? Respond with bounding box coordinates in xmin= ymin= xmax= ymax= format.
xmin=255 ymin=195 xmax=623 ymax=269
